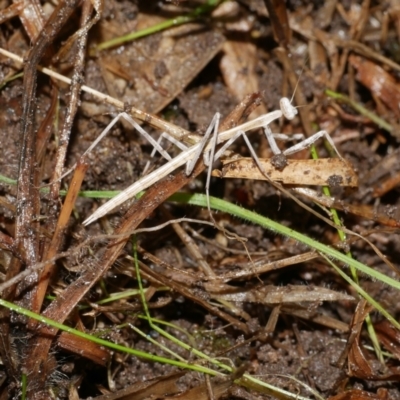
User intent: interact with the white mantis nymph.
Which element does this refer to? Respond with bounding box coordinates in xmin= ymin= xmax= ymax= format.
xmin=0 ymin=47 xmax=344 ymax=227
xmin=82 ymin=98 xmax=342 ymax=226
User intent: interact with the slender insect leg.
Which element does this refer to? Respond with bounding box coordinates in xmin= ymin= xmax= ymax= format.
xmin=143 ymin=131 xmax=189 ymax=175
xmin=210 ymin=126 xmax=297 ymax=175
xmin=148 ymin=132 xmax=189 ymax=159
xmin=205 ymin=124 xmax=270 ymax=181
xmin=58 ymin=112 xmax=139 ymax=182
xmin=264 ymin=125 xmax=282 ymax=156
xmin=272 ymin=133 xmax=305 ymax=142
xmin=264 ymin=127 xmax=307 ymax=154
xmin=282 ymin=130 xmax=343 ymax=159
xmin=203 ymin=113 xmax=221 ymax=213
xmin=185 ymin=112 xmax=221 ymax=176
xmin=119 ymin=112 xmax=174 ymax=161
xmin=212 ymin=131 xmax=243 ymax=162
xmin=82 ymin=112 xmax=127 ymax=157
xmin=82 ymin=112 xmax=173 ymax=162
xmin=202 ymin=114 xmax=245 ymax=243
xmin=238 ymin=130 xmax=273 ymax=176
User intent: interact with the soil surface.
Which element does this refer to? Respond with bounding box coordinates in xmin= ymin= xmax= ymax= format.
xmin=0 ymin=1 xmax=400 ymax=399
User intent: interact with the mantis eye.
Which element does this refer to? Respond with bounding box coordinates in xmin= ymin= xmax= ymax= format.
xmin=279 ymin=97 xmax=298 ymax=120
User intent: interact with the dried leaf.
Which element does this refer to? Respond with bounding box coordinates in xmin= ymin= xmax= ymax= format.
xmin=98 ymin=20 xmax=225 ymax=114
xmin=344 ymin=301 xmax=400 ymax=381
xmin=375 ymin=320 xmax=400 ymax=360
xmin=220 ymin=40 xmax=266 ymax=117
xmin=214 ymin=157 xmax=358 ymax=187
xmin=57 ymin=332 xmax=111 ymax=366
xmin=328 ymin=389 xmax=388 ymax=400
xmin=349 ymin=55 xmax=400 ymax=118
xmin=263 ymin=0 xmax=291 ymax=47
xmin=346 ymin=300 xmax=375 ymax=379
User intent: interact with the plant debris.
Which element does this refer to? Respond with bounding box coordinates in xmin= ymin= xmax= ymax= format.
xmin=0 ymin=1 xmax=400 ymax=399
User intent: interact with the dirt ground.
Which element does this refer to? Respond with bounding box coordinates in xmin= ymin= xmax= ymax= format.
xmin=0 ymin=0 xmax=400 ymax=399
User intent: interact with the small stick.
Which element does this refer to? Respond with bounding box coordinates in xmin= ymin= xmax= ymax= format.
xmin=51 ymin=0 xmax=102 ymax=199
xmin=31 ymin=160 xmax=89 ymax=318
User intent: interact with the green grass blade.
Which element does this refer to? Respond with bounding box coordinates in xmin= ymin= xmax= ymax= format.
xmin=169 ymin=193 xmax=400 ymax=293
xmin=0 ymin=298 xmax=221 ymax=376
xmin=325 ymin=89 xmax=392 ymax=132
